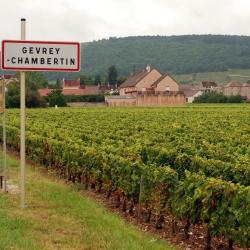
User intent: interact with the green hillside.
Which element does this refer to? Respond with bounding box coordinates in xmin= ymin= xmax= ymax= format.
xmin=173 ymin=68 xmax=250 ymax=84
xmin=3 ymin=35 xmax=250 ymax=81
xmin=80 ymin=35 xmax=250 ymax=76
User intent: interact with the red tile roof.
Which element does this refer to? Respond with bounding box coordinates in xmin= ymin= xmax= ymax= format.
xmin=120 ymin=66 xmax=161 ymax=88
xmin=226 ymin=80 xmax=242 ymax=87
xmin=82 ymin=86 xmax=101 ymax=95
xmin=63 ymin=79 xmax=80 ymax=88
xmin=3 ymin=74 xmax=14 ymax=79
xmin=38 ymin=86 xmax=101 ymax=97
xmin=38 ymin=89 xmax=52 ymax=96
xmin=0 ymin=74 xmax=15 ymax=80
xmin=179 ymin=84 xmax=197 ymax=91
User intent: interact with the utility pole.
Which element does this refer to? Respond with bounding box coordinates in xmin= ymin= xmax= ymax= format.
xmin=20 ymin=18 xmax=26 ymax=209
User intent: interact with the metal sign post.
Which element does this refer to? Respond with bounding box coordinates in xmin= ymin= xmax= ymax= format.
xmin=1 ymin=18 xmax=80 ymax=208
xmin=2 ymin=77 xmax=7 ymax=192
xmin=20 ymin=18 xmax=26 ymax=209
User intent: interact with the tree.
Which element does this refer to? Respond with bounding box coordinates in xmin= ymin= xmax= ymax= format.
xmin=194 ymin=91 xmax=244 ymax=103
xmin=227 ymin=95 xmax=243 ymax=103
xmin=6 ymin=82 xmax=20 ymax=108
xmin=79 ymin=75 xmax=93 ymax=86
xmin=107 ymin=65 xmax=118 ymax=85
xmin=26 ymin=89 xmax=47 ymax=108
xmin=26 ymin=72 xmax=48 ymax=88
xmin=56 ymin=78 xmax=61 ymax=88
xmin=117 ymin=76 xmax=127 ymax=85
xmin=47 ymin=88 xmax=67 ymax=107
xmin=94 ymin=74 xmax=101 ymax=85
xmin=6 ymin=72 xmax=48 ymax=108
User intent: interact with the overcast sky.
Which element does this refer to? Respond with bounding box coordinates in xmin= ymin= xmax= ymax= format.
xmin=1 ymin=0 xmax=250 ymax=42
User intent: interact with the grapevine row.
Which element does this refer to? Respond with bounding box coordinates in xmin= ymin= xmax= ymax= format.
xmin=3 ymin=125 xmax=250 ymax=248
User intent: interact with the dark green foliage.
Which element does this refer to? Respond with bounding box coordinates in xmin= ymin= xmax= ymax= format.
xmin=107 ymin=65 xmax=118 ymax=84
xmin=46 ymin=89 xmax=67 ymax=107
xmin=56 ymin=78 xmax=61 ymax=88
xmin=25 ymin=72 xmax=48 ymax=88
xmin=26 ymin=89 xmax=47 ymax=108
xmin=4 ymin=35 xmax=250 ymax=80
xmin=194 ymin=92 xmax=244 ymax=103
xmin=3 ymin=107 xmax=250 ymax=248
xmin=2 ymin=106 xmax=250 ymax=248
xmin=227 ymin=95 xmax=244 ymax=103
xmin=82 ymin=35 xmax=248 ymax=76
xmin=65 ymin=94 xmax=105 ymax=102
xmin=117 ymin=76 xmax=127 ymax=85
xmin=79 ymin=75 xmax=93 ymax=85
xmin=83 ymin=34 xmax=250 ymax=76
xmin=6 ymin=72 xmax=48 ymax=108
xmin=94 ymin=74 xmax=101 ymax=85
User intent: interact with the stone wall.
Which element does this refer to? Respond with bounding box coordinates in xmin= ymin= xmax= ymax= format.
xmin=105 ymin=94 xmax=186 ymax=107
xmin=68 ymin=102 xmax=105 ymax=107
xmin=105 ymin=96 xmax=136 ymax=107
xmin=136 ymin=94 xmax=186 ymax=106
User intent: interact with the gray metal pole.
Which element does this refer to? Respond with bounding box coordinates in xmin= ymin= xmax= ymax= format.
xmin=20 ymin=18 xmax=26 ymax=209
xmin=3 ymin=77 xmax=7 ymax=192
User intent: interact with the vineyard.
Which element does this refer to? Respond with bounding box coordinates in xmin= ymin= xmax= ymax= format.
xmin=1 ymin=105 xmax=250 ymax=249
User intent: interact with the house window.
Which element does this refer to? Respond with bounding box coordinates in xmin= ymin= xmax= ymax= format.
xmin=165 ymin=86 xmax=170 ymax=91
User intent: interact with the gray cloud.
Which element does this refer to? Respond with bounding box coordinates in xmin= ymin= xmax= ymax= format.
xmin=1 ymin=0 xmax=250 ymax=42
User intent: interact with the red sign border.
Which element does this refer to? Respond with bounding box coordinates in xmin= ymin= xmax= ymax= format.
xmin=1 ymin=40 xmax=81 ymax=72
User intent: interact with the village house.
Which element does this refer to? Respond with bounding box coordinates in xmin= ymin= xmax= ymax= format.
xmin=106 ymin=65 xmax=186 ymax=106
xmin=184 ymin=89 xmax=203 ymax=103
xmin=119 ymin=65 xmax=162 ymax=95
xmin=152 ymin=74 xmax=180 ymax=93
xmin=198 ymin=81 xmax=218 ymax=93
xmin=38 ymin=78 xmax=103 ymax=97
xmin=219 ymin=81 xmax=250 ymax=99
xmin=178 ymin=84 xmax=203 ymax=103
xmin=119 ymin=65 xmax=182 ymax=95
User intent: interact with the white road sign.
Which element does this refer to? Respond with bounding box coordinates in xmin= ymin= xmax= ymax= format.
xmin=1 ymin=40 xmax=80 ymax=71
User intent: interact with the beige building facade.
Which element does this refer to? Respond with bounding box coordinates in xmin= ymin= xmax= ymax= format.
xmin=136 ymin=68 xmax=162 ymax=92
xmin=119 ymin=66 xmax=181 ymax=95
xmin=119 ymin=66 xmax=162 ymax=95
xmin=153 ymin=74 xmax=180 ymax=92
xmin=117 ymin=65 xmax=188 ymax=106
xmin=218 ymin=81 xmax=250 ymax=99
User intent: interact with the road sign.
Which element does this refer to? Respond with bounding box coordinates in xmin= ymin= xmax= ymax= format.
xmin=1 ymin=40 xmax=80 ymax=72
xmin=0 ymin=79 xmax=3 ymax=113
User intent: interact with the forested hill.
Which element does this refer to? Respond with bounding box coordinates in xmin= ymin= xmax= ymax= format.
xmin=3 ymin=35 xmax=250 ymax=80
xmin=81 ymin=35 xmax=250 ymax=76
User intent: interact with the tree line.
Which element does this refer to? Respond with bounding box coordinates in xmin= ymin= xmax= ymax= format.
xmin=6 ymin=34 xmax=250 ymax=81
xmin=194 ymin=92 xmax=245 ymax=103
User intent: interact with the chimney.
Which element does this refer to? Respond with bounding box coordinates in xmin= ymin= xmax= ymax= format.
xmin=146 ymin=65 xmax=151 ymax=72
xmin=130 ymin=65 xmax=136 ymax=76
